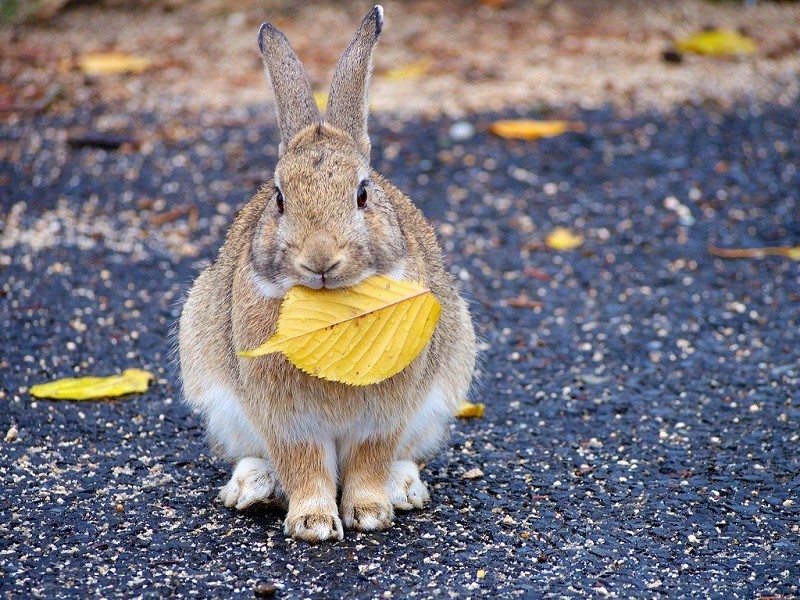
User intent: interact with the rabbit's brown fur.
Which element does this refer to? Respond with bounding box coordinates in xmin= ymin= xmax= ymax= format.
xmin=179 ymin=6 xmax=476 ymax=542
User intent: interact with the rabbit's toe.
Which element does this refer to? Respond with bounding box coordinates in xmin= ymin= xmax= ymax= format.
xmin=218 ymin=457 xmax=284 ymax=510
xmin=387 ymin=459 xmax=430 ymax=511
xmin=341 ymin=499 xmax=394 ymax=531
xmin=285 ymin=510 xmax=344 ymax=542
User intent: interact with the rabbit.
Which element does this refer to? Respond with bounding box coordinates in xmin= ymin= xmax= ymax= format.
xmin=178 ymin=5 xmax=476 ymax=542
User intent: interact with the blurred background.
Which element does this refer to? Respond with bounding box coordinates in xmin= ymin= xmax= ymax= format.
xmin=3 ymin=0 xmax=800 ymax=118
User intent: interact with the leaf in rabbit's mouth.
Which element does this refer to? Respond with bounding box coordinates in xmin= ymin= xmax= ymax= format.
xmin=238 ymin=275 xmax=441 ymax=386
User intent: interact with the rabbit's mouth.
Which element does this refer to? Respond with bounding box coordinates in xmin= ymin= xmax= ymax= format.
xmin=297 ymin=267 xmax=338 ymax=290
xmin=299 ymin=268 xmax=374 ymax=291
xmin=304 ymin=274 xmax=346 ymax=290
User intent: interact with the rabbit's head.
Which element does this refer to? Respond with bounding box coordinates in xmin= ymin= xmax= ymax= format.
xmin=251 ymin=6 xmax=407 ymax=296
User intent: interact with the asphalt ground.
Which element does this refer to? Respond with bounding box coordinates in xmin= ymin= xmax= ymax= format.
xmin=1 ymin=103 xmax=799 ymax=598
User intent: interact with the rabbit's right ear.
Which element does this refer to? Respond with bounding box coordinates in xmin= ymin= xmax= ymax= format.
xmin=258 ymin=23 xmax=320 ymax=154
xmin=325 ymin=6 xmax=384 ymax=160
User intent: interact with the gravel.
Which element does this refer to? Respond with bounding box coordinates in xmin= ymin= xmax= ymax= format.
xmin=1 ymin=101 xmax=798 ymax=598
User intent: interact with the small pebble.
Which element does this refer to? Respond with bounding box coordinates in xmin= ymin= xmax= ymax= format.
xmin=4 ymin=425 xmax=18 ymax=443
xmin=449 ymin=121 xmax=475 ymax=141
xmin=462 ymin=468 xmax=484 ymax=480
xmin=253 ymin=582 xmax=277 ymax=598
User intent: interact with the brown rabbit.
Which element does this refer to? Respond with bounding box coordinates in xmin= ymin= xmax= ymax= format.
xmin=178 ymin=5 xmax=476 ymax=542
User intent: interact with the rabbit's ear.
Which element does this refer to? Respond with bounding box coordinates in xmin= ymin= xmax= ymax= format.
xmin=326 ymin=5 xmax=384 ymax=159
xmin=258 ymin=22 xmax=320 ymax=153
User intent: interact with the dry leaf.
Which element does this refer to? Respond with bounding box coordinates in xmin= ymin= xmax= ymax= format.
xmin=476 ymin=569 xmax=487 ymax=579
xmin=505 ymin=293 xmax=544 ymax=310
xmin=76 ymin=52 xmax=152 ymax=75
xmin=382 ymin=60 xmax=431 ymax=81
xmin=239 ymin=275 xmax=441 ymax=386
xmin=456 ymin=401 xmax=485 ymax=418
xmin=313 ymin=91 xmax=328 ymax=112
xmin=676 ymin=30 xmax=757 ymax=57
xmin=709 ymin=245 xmax=800 ymax=260
xmin=29 ymin=369 xmax=154 ymax=400
xmin=490 ymin=120 xmax=585 ymax=140
xmin=545 ymin=227 xmax=584 ymax=250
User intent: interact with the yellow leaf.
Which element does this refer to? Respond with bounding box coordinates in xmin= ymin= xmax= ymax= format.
xmin=382 ymin=60 xmax=431 ymax=81
xmin=29 ymin=369 xmax=154 ymax=400
xmin=477 ymin=569 xmax=487 ymax=579
xmin=313 ymin=91 xmax=328 ymax=112
xmin=709 ymin=245 xmax=800 ymax=260
xmin=76 ymin=52 xmax=152 ymax=75
xmin=239 ymin=275 xmax=441 ymax=386
xmin=490 ymin=120 xmax=584 ymax=140
xmin=456 ymin=401 xmax=485 ymax=418
xmin=675 ymin=30 xmax=757 ymax=57
xmin=545 ymin=227 xmax=584 ymax=250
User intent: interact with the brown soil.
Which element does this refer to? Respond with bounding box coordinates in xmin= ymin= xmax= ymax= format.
xmin=3 ymin=0 xmax=800 ymax=118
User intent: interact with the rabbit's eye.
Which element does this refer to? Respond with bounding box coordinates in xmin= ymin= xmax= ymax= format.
xmin=275 ymin=189 xmax=284 ymax=213
xmin=356 ymin=181 xmax=368 ymax=209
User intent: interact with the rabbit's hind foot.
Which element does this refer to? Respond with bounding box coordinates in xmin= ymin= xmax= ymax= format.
xmin=218 ymin=456 xmax=285 ymax=511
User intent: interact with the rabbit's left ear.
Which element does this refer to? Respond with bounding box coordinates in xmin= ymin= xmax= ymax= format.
xmin=326 ymin=5 xmax=384 ymax=160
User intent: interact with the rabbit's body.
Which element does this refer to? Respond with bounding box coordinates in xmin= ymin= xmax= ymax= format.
xmin=179 ymin=7 xmax=475 ymax=542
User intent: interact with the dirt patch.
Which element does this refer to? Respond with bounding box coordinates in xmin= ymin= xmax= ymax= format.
xmin=2 ymin=0 xmax=800 ymax=119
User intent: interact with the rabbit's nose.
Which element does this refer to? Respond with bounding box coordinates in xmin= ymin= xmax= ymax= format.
xmin=296 ymin=233 xmax=344 ymax=281
xmin=297 ymin=258 xmax=341 ymax=277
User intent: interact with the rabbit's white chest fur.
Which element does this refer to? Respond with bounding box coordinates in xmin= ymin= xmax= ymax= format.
xmin=195 ymin=374 xmax=455 ymax=512
xmin=198 ymin=375 xmax=448 ymax=451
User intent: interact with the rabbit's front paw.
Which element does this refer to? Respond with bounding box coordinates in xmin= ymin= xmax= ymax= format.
xmin=284 ymin=510 xmax=344 ymax=542
xmin=341 ymin=499 xmax=394 ymax=531
xmin=219 ymin=457 xmax=284 ymax=510
xmin=387 ymin=460 xmax=430 ymax=511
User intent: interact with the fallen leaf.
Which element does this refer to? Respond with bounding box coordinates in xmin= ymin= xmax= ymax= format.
xmin=523 ymin=267 xmax=552 ymax=281
xmin=545 ymin=227 xmax=584 ymax=250
xmin=239 ymin=275 xmax=441 ymax=386
xmin=150 ymin=204 xmax=193 ymax=226
xmin=709 ymin=245 xmax=800 ymax=260
xmin=456 ymin=401 xmax=485 ymax=418
xmin=382 ymin=60 xmax=431 ymax=80
xmin=505 ymin=293 xmax=544 ymax=309
xmin=476 ymin=569 xmax=487 ymax=579
xmin=313 ymin=91 xmax=328 ymax=112
xmin=675 ymin=30 xmax=757 ymax=57
xmin=76 ymin=52 xmax=152 ymax=75
xmin=490 ymin=120 xmax=585 ymax=140
xmin=29 ymin=369 xmax=154 ymax=400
